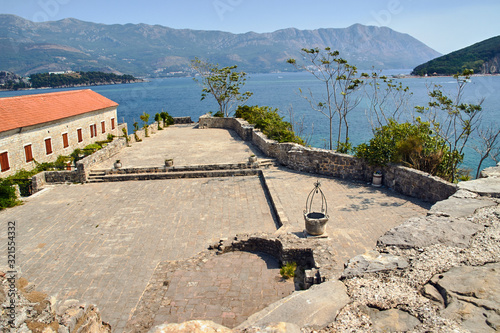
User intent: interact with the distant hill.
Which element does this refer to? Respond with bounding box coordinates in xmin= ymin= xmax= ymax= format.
xmin=412 ymin=35 xmax=500 ymax=76
xmin=0 ymin=14 xmax=441 ymax=77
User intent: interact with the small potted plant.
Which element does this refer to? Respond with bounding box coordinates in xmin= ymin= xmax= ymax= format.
xmin=372 ymin=170 xmax=383 ymax=187
xmin=165 ymin=158 xmax=174 ymax=167
xmin=249 ymin=154 xmax=258 ymax=163
xmin=114 ymin=159 xmax=122 ymax=169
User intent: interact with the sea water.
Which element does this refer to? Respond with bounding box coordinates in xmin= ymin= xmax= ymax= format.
xmin=1 ymin=72 xmax=499 ymax=172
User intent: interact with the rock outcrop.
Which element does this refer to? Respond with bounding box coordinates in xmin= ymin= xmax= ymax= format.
xmin=0 ymin=275 xmax=110 ymax=332
xmin=427 ymin=263 xmax=500 ymax=332
xmin=236 ymin=280 xmax=350 ymax=330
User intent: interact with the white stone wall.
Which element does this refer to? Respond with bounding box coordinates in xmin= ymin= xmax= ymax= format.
xmin=0 ymin=107 xmax=118 ymax=177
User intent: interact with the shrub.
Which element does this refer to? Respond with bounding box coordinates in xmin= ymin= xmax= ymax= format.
xmin=280 ymin=262 xmax=297 ymax=279
xmin=122 ymin=127 xmax=130 ymax=144
xmin=0 ymin=178 xmax=19 ymax=210
xmin=83 ymin=143 xmax=101 ymax=156
xmin=160 ymin=111 xmax=174 ymax=127
xmin=235 ymin=105 xmax=304 ymax=145
xmin=355 ymin=118 xmax=451 ymax=178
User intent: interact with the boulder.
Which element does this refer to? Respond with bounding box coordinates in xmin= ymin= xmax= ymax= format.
xmin=427 ymin=262 xmax=500 ymax=332
xmin=342 ymin=250 xmax=408 ymax=278
xmin=428 ymin=196 xmax=496 ymax=218
xmin=149 ymin=320 xmax=232 ymax=333
xmin=480 ymin=164 xmax=500 ymax=178
xmin=377 ymin=216 xmax=483 ymax=249
xmin=361 ymin=306 xmax=421 ymax=332
xmin=458 ymin=177 xmax=500 ymax=198
xmin=236 ymin=280 xmax=350 ymax=330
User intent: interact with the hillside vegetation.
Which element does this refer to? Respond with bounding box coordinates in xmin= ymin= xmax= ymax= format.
xmin=0 ymin=71 xmax=139 ymax=90
xmin=412 ymin=35 xmax=500 ymax=75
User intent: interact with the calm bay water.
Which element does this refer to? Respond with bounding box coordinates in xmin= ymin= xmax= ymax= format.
xmin=1 ymin=72 xmax=499 ymax=172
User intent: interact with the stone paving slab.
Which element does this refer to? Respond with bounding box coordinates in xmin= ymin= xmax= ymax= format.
xmin=153 ymin=251 xmax=295 ymax=329
xmin=0 ymin=177 xmax=277 ymax=332
xmin=263 ymin=167 xmax=431 ymax=270
xmin=93 ymin=125 xmax=265 ymax=169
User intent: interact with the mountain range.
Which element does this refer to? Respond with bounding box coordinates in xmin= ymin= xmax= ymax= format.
xmin=0 ymin=14 xmax=441 ymax=77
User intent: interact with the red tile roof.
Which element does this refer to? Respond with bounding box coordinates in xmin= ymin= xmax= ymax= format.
xmin=0 ymin=89 xmax=118 ymax=133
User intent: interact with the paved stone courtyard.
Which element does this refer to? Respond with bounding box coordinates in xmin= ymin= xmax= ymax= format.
xmin=0 ymin=125 xmax=430 ymax=332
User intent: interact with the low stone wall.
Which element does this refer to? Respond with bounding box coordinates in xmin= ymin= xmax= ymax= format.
xmin=217 ymin=234 xmax=316 ymax=270
xmin=31 ymin=172 xmax=47 ymax=193
xmin=199 ymin=114 xmax=457 ymax=203
xmin=45 ymin=170 xmax=80 ymax=184
xmin=76 ymin=136 xmax=128 ymax=181
xmin=173 ymin=116 xmax=194 ymax=124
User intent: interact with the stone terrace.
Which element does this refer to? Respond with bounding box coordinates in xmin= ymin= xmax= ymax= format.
xmin=0 ymin=125 xmax=429 ymax=332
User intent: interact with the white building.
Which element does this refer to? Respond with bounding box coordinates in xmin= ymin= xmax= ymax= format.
xmin=0 ymin=89 xmax=119 ymax=177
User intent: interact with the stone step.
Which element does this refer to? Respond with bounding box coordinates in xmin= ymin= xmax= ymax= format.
xmin=87 ymin=178 xmax=105 ymax=183
xmin=87 ymin=168 xmax=260 ymax=183
xmin=88 ymin=172 xmax=106 ymax=177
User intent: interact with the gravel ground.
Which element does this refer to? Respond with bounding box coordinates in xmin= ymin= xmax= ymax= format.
xmin=308 ymin=203 xmax=500 ymax=333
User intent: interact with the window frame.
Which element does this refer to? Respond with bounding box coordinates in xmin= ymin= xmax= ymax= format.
xmin=77 ymin=128 xmax=83 ymax=143
xmin=24 ymin=144 xmax=34 ymax=163
xmin=44 ymin=137 xmax=53 ymax=155
xmin=62 ymin=132 xmax=69 ymax=148
xmin=0 ymin=151 xmax=10 ymax=172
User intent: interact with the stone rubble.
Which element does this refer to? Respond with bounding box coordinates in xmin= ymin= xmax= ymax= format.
xmin=0 ymin=275 xmax=110 ymax=333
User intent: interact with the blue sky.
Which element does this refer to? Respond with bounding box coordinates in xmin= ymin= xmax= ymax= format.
xmin=1 ymin=0 xmax=499 ymax=54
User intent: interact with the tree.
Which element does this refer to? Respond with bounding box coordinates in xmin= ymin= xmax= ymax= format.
xmin=160 ymin=110 xmax=174 ymax=127
xmin=139 ymin=112 xmax=150 ymax=137
xmin=415 ymin=69 xmax=483 ymax=182
xmin=191 ymin=57 xmax=253 ymax=117
xmin=154 ymin=113 xmax=162 ymax=129
xmin=364 ymin=70 xmax=413 ymax=131
xmin=472 ymin=125 xmax=500 ymax=178
xmin=287 ymin=48 xmax=364 ymax=151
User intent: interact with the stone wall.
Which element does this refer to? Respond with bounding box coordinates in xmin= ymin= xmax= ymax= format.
xmin=199 ymin=115 xmax=457 ymax=203
xmin=44 ymin=170 xmax=81 ymax=184
xmin=173 ymin=116 xmax=194 ymax=124
xmin=31 ymin=172 xmax=46 ymax=193
xmin=0 ymin=107 xmax=119 ymax=178
xmin=75 ymin=136 xmax=128 ymax=182
xmin=217 ymin=234 xmax=316 ymax=271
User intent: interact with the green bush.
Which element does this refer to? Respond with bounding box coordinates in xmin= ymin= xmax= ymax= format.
xmin=83 ymin=143 xmax=101 ymax=155
xmin=280 ymin=262 xmax=297 ymax=279
xmin=0 ymin=179 xmax=19 ymax=210
xmin=160 ymin=111 xmax=174 ymax=127
xmin=235 ymin=105 xmax=304 ymax=145
xmin=355 ymin=118 xmax=452 ymax=179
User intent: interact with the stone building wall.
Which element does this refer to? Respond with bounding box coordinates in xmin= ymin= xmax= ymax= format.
xmin=199 ymin=115 xmax=457 ymax=203
xmin=0 ymin=107 xmax=119 ymax=178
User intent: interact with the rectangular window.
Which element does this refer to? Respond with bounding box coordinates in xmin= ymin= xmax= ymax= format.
xmin=101 ymin=121 xmax=106 ymax=134
xmin=90 ymin=124 xmax=95 ymax=138
xmin=77 ymin=128 xmax=83 ymax=143
xmin=24 ymin=144 xmax=33 ymax=163
xmin=94 ymin=124 xmax=97 ymax=137
xmin=0 ymin=152 xmax=10 ymax=172
xmin=62 ymin=133 xmax=69 ymax=148
xmin=111 ymin=118 xmax=115 ymax=130
xmin=45 ymin=138 xmax=53 ymax=155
